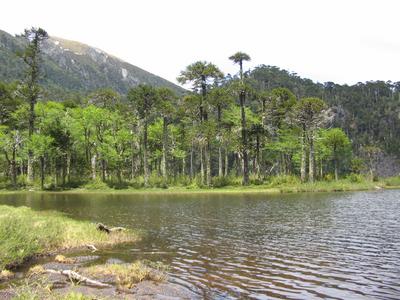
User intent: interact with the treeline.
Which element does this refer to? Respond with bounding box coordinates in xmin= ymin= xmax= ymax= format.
xmin=0 ymin=28 xmax=382 ymax=189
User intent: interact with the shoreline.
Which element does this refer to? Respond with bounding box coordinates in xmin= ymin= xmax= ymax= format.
xmin=1 ymin=181 xmax=399 ymax=196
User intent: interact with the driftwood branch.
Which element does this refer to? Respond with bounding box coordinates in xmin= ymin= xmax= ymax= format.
xmin=96 ymin=223 xmax=126 ymax=234
xmin=85 ymin=244 xmax=98 ymax=252
xmin=44 ymin=269 xmax=111 ymax=288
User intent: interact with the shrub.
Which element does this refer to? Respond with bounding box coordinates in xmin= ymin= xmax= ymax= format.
xmin=82 ymin=179 xmax=109 ymax=190
xmin=269 ymin=175 xmax=300 ymax=187
xmin=346 ymin=173 xmax=364 ymax=183
xmin=384 ymin=176 xmax=400 ymax=186
xmin=212 ymin=176 xmax=232 ymax=188
xmin=324 ymin=174 xmax=334 ymax=182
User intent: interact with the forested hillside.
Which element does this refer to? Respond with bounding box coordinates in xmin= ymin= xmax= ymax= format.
xmin=249 ymin=66 xmax=400 ymax=159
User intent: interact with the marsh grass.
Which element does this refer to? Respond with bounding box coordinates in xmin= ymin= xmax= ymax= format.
xmin=82 ymin=261 xmax=167 ymax=289
xmin=0 ymin=205 xmax=139 ymax=270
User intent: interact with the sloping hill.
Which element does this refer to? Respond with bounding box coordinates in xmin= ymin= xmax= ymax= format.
xmin=0 ymin=29 xmax=184 ymax=97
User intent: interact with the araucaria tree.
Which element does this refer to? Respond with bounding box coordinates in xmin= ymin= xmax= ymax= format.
xmin=294 ymin=97 xmax=328 ymax=182
xmin=127 ymin=85 xmax=158 ymax=187
xmin=229 ymin=52 xmax=251 ymax=185
xmin=20 ymin=27 xmax=49 ymax=183
xmin=177 ymin=61 xmax=223 ymax=186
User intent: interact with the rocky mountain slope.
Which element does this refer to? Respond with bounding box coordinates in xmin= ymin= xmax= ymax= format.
xmin=0 ymin=29 xmax=184 ymax=97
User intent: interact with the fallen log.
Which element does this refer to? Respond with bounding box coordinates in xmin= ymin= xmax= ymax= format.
xmin=96 ymin=223 xmax=126 ymax=234
xmin=86 ymin=244 xmax=98 ymax=252
xmin=44 ymin=269 xmax=111 ymax=288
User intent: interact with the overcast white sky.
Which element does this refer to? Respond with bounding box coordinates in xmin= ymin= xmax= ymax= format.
xmin=2 ymin=0 xmax=399 ymax=86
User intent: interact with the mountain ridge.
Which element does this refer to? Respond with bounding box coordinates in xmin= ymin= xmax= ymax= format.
xmin=0 ymin=29 xmax=184 ymax=97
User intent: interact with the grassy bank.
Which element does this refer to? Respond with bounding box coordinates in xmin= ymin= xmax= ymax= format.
xmin=0 ymin=205 xmax=139 ymax=270
xmin=1 ymin=176 xmax=399 ymax=195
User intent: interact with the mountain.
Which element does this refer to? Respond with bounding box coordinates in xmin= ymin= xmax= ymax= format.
xmin=0 ymin=29 xmax=184 ymax=97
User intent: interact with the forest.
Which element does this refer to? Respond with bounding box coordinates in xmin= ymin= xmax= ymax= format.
xmin=0 ymin=27 xmax=398 ymax=190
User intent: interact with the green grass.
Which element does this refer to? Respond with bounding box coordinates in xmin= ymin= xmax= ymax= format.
xmin=1 ymin=175 xmax=398 ymax=195
xmin=0 ymin=205 xmax=139 ymax=270
xmin=82 ymin=261 xmax=167 ymax=289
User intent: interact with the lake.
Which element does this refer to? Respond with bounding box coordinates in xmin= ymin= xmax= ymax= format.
xmin=0 ymin=190 xmax=399 ymax=299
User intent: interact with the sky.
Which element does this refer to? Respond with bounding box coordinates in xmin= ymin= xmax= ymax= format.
xmin=1 ymin=0 xmax=399 ymax=86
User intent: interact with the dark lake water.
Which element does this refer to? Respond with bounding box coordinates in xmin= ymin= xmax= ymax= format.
xmin=1 ymin=190 xmax=399 ymax=299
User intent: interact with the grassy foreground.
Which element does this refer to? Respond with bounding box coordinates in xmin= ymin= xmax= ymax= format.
xmin=0 ymin=205 xmax=138 ymax=270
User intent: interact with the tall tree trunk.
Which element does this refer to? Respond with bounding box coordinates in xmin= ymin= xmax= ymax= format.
xmin=218 ymin=146 xmax=223 ymax=177
xmin=66 ymin=152 xmax=71 ymax=183
xmin=40 ymin=156 xmax=44 ymax=190
xmin=161 ymin=117 xmax=168 ymax=181
xmin=300 ymin=130 xmax=307 ymax=182
xmin=309 ymin=132 xmax=315 ymax=183
xmin=217 ymin=105 xmax=223 ymax=177
xmin=206 ymin=142 xmax=211 ymax=186
xmin=240 ymin=91 xmax=249 ymax=185
xmin=182 ymin=157 xmax=186 ymax=175
xmin=256 ymin=135 xmax=260 ymax=178
xmin=334 ymin=158 xmax=339 ymax=181
xmin=200 ymin=146 xmax=204 ymax=185
xmin=11 ymin=148 xmax=17 ymax=188
xmin=224 ymin=149 xmax=229 ymax=177
xmin=101 ymin=159 xmax=106 ymax=182
xmin=190 ymin=142 xmax=194 ymax=179
xmin=91 ymin=153 xmax=97 ymax=180
xmin=143 ymin=117 xmax=149 ymax=187
xmin=27 ymin=97 xmax=35 ymax=184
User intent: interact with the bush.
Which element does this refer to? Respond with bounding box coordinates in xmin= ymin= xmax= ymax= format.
xmin=324 ymin=174 xmax=334 ymax=182
xmin=269 ymin=175 xmax=300 ymax=187
xmin=384 ymin=176 xmax=400 ymax=186
xmin=82 ymin=179 xmax=109 ymax=190
xmin=212 ymin=176 xmax=232 ymax=188
xmin=346 ymin=173 xmax=364 ymax=183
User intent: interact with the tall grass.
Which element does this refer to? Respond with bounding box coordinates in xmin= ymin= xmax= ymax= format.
xmin=0 ymin=205 xmax=138 ymax=270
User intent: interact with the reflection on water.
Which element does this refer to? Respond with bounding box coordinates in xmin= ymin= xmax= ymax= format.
xmin=1 ymin=190 xmax=399 ymax=299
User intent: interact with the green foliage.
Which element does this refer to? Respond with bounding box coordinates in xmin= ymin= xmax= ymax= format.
xmin=346 ymin=173 xmax=364 ymax=183
xmin=212 ymin=176 xmax=233 ymax=188
xmin=384 ymin=176 xmax=400 ymax=187
xmin=269 ymin=175 xmax=301 ymax=187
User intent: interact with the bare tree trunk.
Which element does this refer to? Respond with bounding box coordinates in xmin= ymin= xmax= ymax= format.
xmin=11 ymin=148 xmax=17 ymax=188
xmin=334 ymin=158 xmax=339 ymax=181
xmin=40 ymin=156 xmax=45 ymax=190
xmin=190 ymin=142 xmax=194 ymax=179
xmin=218 ymin=146 xmax=223 ymax=177
xmin=309 ymin=133 xmax=315 ymax=183
xmin=300 ymin=131 xmax=307 ymax=182
xmin=91 ymin=153 xmax=97 ymax=180
xmin=161 ymin=117 xmax=167 ymax=181
xmin=240 ymin=91 xmax=249 ymax=185
xmin=224 ymin=149 xmax=229 ymax=177
xmin=200 ymin=146 xmax=204 ymax=184
xmin=206 ymin=142 xmax=211 ymax=186
xmin=66 ymin=152 xmax=71 ymax=183
xmin=143 ymin=117 xmax=149 ymax=187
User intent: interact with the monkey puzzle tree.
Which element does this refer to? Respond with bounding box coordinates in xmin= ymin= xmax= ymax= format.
xmin=20 ymin=27 xmax=48 ymax=184
xmin=208 ymin=86 xmax=233 ymax=177
xmin=156 ymin=87 xmax=177 ymax=182
xmin=177 ymin=61 xmax=223 ymax=186
xmin=294 ymin=97 xmax=327 ymax=182
xmin=322 ymin=128 xmax=351 ymax=180
xmin=127 ymin=84 xmax=158 ymax=187
xmin=229 ymin=52 xmax=251 ymax=185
